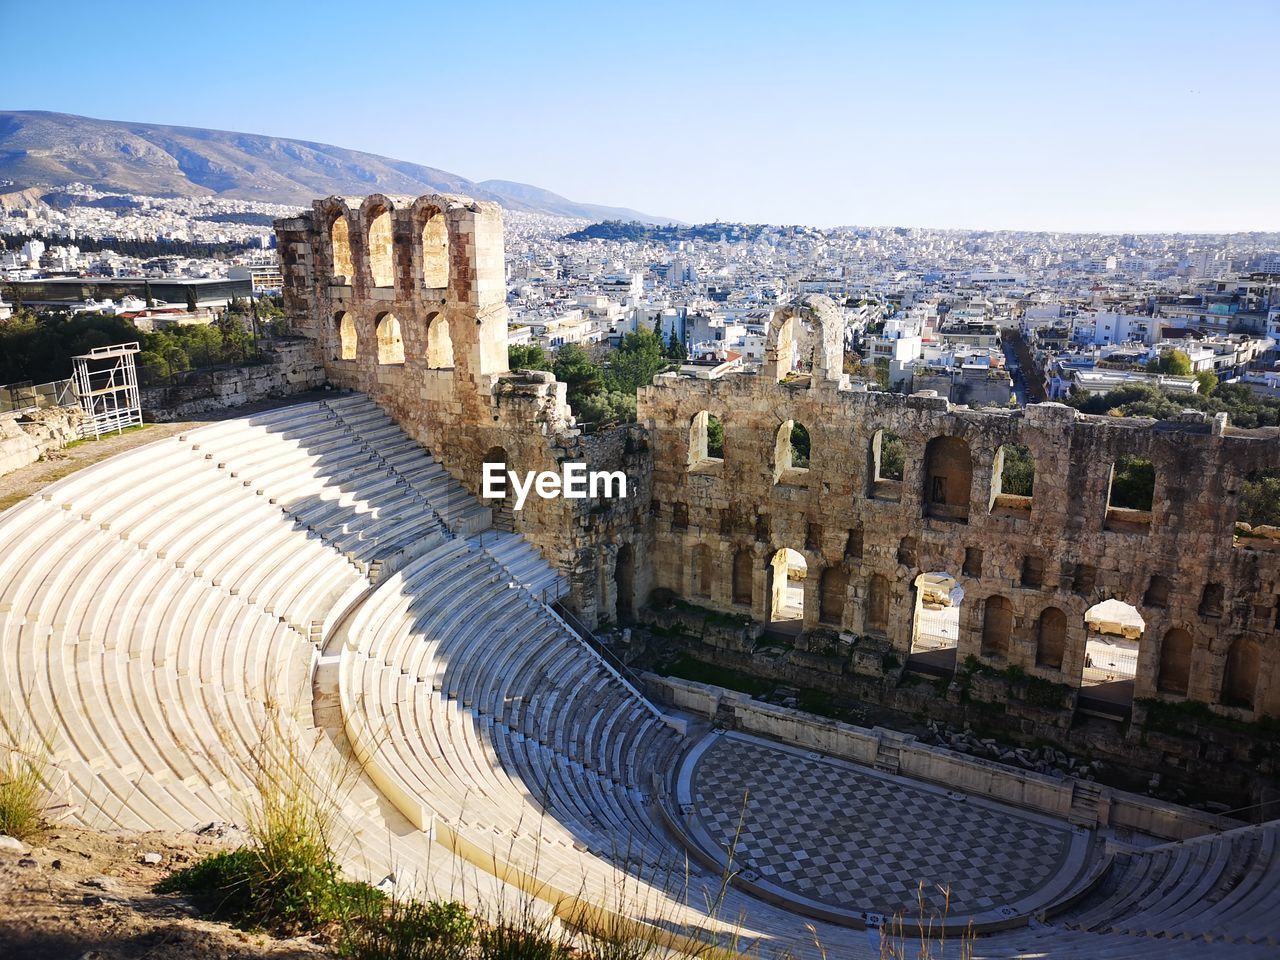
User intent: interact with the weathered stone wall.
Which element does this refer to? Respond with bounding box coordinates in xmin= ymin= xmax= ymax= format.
xmin=275 ymin=195 xmax=651 ymax=625
xmin=0 ymin=406 xmax=85 ymax=479
xmin=278 ymin=193 xmax=1280 ymax=727
xmin=638 ymin=364 xmax=1280 ymax=721
xmin=140 ymin=340 xmax=325 ymax=421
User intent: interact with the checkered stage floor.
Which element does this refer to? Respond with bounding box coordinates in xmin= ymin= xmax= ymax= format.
xmin=691 ymin=734 xmax=1071 ymax=916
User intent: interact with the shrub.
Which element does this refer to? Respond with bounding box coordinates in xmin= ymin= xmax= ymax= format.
xmin=0 ymin=736 xmax=46 ymax=841
xmin=478 ymin=921 xmax=570 ymax=960
xmin=340 ymin=897 xmax=477 ymax=960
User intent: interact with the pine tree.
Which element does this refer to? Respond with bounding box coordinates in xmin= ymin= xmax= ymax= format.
xmin=144 ymin=281 xmax=155 ymax=308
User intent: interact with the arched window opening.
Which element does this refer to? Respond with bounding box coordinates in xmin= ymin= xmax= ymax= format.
xmin=421 ymin=208 xmax=449 ymax=288
xmin=732 ymin=549 xmax=753 ymax=606
xmin=368 ymin=207 xmax=395 ymax=288
xmin=909 ymin=572 xmax=962 ymax=672
xmin=334 ymin=311 xmax=356 ymax=361
xmin=869 ymin=429 xmax=904 ymax=500
xmin=866 ymin=573 xmax=890 ymax=635
xmin=768 ymin=548 xmax=806 ymax=630
xmin=376 ymin=312 xmax=405 ymax=365
xmin=1157 ymin=628 xmax=1192 ymax=696
xmin=425 ymin=312 xmax=454 ymax=368
xmin=330 ymin=214 xmax=353 ymax=281
xmin=991 ymin=442 xmax=1034 ymax=514
xmin=819 ymin=566 xmax=847 ymax=626
xmin=1222 ymin=636 xmax=1258 ymax=709
xmin=1106 ymin=454 xmax=1155 ymax=532
xmin=981 ymin=595 xmax=1012 ymax=658
xmin=688 ymin=411 xmax=724 ymax=468
xmin=773 ymin=421 xmax=810 ymax=482
xmin=923 ymin=435 xmax=972 ymax=523
xmin=1035 ymin=606 xmax=1067 ymax=670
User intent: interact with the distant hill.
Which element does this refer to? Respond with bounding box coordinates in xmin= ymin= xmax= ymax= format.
xmin=0 ymin=111 xmax=679 ymax=223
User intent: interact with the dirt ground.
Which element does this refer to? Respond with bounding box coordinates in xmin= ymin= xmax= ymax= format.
xmin=0 ymin=393 xmax=331 ymax=513
xmin=0 ymin=825 xmax=331 ymax=960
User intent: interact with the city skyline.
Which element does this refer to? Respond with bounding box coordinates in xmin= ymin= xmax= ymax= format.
xmin=4 ymin=1 xmax=1280 ymax=233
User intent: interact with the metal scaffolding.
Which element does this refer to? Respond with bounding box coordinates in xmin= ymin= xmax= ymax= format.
xmin=72 ymin=342 xmax=143 ymax=439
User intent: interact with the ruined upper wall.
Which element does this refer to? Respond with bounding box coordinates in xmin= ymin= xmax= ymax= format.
xmin=639 ymin=299 xmax=1280 ymax=719
xmin=275 ymin=195 xmax=648 ymax=625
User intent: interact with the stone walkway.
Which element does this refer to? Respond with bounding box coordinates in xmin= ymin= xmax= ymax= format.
xmin=687 ymin=733 xmax=1074 ymax=917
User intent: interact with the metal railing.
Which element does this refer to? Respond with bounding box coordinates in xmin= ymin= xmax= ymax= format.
xmin=0 ymin=378 xmax=78 ymax=415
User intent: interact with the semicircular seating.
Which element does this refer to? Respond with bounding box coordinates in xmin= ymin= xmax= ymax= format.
xmin=1 ymin=393 xmax=1276 ymax=959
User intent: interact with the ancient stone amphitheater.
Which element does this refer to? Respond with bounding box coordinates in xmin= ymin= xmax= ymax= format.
xmin=1 ymin=193 xmax=1277 ymax=957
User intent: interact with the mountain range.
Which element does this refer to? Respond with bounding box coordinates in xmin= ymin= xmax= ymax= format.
xmin=0 ymin=111 xmax=676 ymax=223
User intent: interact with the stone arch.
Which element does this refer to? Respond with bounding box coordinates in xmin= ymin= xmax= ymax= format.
xmin=418 ymin=204 xmax=449 ymax=288
xmin=819 ymin=566 xmax=847 ymax=626
xmin=866 ymin=573 xmax=890 ymax=634
xmin=361 ymin=197 xmax=396 ymax=289
xmin=334 ymin=310 xmax=356 ymax=361
xmin=425 ymin=311 xmax=454 ymax=368
xmin=981 ymin=594 xmax=1013 ymax=658
xmin=1035 ymin=606 xmax=1068 ymax=670
xmin=375 ymin=312 xmax=405 ymax=365
xmin=768 ymin=548 xmax=806 ymax=625
xmin=1081 ymin=598 xmax=1146 ymax=706
xmin=732 ymin=548 xmax=753 ymax=606
xmin=1222 ymin=636 xmax=1258 ymax=709
xmin=990 ymin=442 xmax=1034 ymax=513
xmin=688 ymin=410 xmax=724 ymax=467
xmin=761 ymin=295 xmax=844 ymax=383
xmin=909 ymin=572 xmax=963 ymax=664
xmin=327 ymin=207 xmax=354 ymax=282
xmin=923 ymin=435 xmax=972 ymax=523
xmin=1157 ymin=627 xmax=1193 ymax=696
xmin=773 ymin=420 xmax=810 ymax=481
xmin=868 ymin=428 xmax=904 ymax=500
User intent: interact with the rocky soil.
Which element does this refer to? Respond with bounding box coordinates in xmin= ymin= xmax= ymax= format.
xmin=0 ymin=826 xmax=330 ymax=960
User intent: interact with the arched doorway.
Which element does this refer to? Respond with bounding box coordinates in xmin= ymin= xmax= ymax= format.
xmin=483 ymin=446 xmax=513 ymax=531
xmin=766 ymin=548 xmax=806 ymax=637
xmin=909 ymin=572 xmax=963 ymax=675
xmin=1078 ymin=598 xmax=1146 ymax=719
xmin=615 ymin=544 xmax=635 ymax=622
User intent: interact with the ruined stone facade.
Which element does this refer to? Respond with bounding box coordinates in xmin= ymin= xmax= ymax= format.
xmin=278 ymin=196 xmax=1280 ymax=724
xmin=275 ymin=195 xmax=651 ymax=623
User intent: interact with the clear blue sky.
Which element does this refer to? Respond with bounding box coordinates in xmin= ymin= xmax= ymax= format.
xmin=5 ymin=0 xmax=1278 ymax=231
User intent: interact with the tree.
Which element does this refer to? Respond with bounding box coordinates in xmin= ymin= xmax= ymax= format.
xmin=553 ymin=343 xmax=603 ymax=405
xmin=605 ymin=328 xmax=667 ymax=394
xmin=1195 ymin=369 xmax=1219 ymax=394
xmin=143 ymin=281 xmax=155 ymax=309
xmin=1157 ymin=349 xmax=1192 ymax=376
xmin=666 ymin=329 xmax=688 ymax=362
xmin=185 ymin=286 xmax=199 ymax=313
xmin=706 ymin=416 xmax=724 ymax=458
xmin=508 ymin=343 xmax=552 ymax=372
